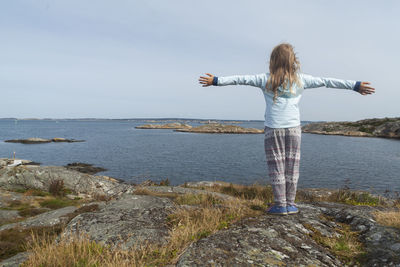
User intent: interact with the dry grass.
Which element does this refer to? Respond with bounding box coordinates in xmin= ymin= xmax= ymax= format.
xmin=0 ymin=199 xmax=48 ymax=218
xmin=0 ymin=225 xmax=62 ymax=261
xmin=373 ymin=210 xmax=400 ymax=229
xmin=48 ymin=179 xmax=65 ymax=197
xmin=23 ymin=189 xmax=50 ymax=197
xmin=192 ymin=182 xmax=274 ymax=204
xmin=189 ymin=182 xmax=389 ymax=207
xmin=23 ymin=192 xmax=261 ymax=266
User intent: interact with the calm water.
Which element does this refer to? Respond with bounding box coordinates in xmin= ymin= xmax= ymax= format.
xmin=0 ymin=119 xmax=399 ymax=194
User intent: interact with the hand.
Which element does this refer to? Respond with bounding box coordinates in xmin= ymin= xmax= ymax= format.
xmin=198 ymin=73 xmax=215 ymax=87
xmin=358 ymin=82 xmax=375 ymax=95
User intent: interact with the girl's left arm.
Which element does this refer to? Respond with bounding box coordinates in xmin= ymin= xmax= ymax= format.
xmin=301 ymin=74 xmax=375 ymax=95
xmin=199 ymin=73 xmax=267 ymax=89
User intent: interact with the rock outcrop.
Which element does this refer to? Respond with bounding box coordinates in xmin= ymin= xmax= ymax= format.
xmin=4 ymin=137 xmax=84 ymax=144
xmin=0 ymin=164 xmax=124 ymax=197
xmin=0 ymin=158 xmax=39 ymax=168
xmin=0 ymin=206 xmax=78 ymax=231
xmin=64 ymin=162 xmax=107 ymax=175
xmin=177 ymin=202 xmax=400 ymax=266
xmin=175 ymin=123 xmax=264 ymax=134
xmin=135 ymin=122 xmax=192 ymax=129
xmin=62 ymin=194 xmax=174 ymax=249
xmin=302 ymin=117 xmax=400 ymax=139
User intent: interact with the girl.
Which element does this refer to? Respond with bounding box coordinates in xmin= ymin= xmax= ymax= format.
xmin=199 ymin=43 xmax=375 ymax=215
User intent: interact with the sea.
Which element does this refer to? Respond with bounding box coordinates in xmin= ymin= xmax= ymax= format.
xmin=0 ymin=119 xmax=399 ymax=195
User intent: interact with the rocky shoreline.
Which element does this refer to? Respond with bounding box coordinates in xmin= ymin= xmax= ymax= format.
xmin=302 ymin=117 xmax=400 ymax=139
xmin=0 ymin=159 xmax=399 ymax=266
xmin=4 ymin=138 xmax=85 ymax=144
xmin=136 ymin=122 xmax=264 ymax=134
xmin=135 ymin=122 xmax=192 ymax=130
xmin=175 ymin=123 xmax=264 ymax=134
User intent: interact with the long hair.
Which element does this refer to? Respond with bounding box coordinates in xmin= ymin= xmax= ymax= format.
xmin=266 ymin=43 xmax=301 ymax=102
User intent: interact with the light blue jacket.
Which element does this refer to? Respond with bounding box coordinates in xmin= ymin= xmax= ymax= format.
xmin=213 ymin=73 xmax=361 ymax=128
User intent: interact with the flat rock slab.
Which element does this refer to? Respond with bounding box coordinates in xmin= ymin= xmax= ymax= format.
xmin=0 ymin=206 xmax=77 ymax=231
xmin=138 ymin=186 xmax=234 ymax=200
xmin=177 ymin=203 xmax=342 ymax=267
xmin=177 ymin=203 xmax=400 ymax=267
xmin=0 ymin=210 xmax=21 ymax=222
xmin=62 ymin=194 xmax=174 ymax=249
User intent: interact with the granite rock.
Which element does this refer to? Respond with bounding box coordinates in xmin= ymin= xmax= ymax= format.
xmin=62 ymin=194 xmax=175 ymax=249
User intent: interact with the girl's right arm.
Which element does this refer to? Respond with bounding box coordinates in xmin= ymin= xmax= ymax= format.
xmin=199 ymin=73 xmax=267 ymax=89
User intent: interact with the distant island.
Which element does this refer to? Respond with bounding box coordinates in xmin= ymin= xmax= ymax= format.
xmin=136 ymin=122 xmax=263 ymax=134
xmin=135 ymin=122 xmax=192 ymax=130
xmin=302 ymin=117 xmax=400 ymax=139
xmin=5 ymin=138 xmax=85 ymax=144
xmin=175 ymin=123 xmax=264 ymax=134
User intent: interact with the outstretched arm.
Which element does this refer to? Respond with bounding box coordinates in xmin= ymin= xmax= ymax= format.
xmin=198 ymin=73 xmax=267 ymax=88
xmin=302 ymin=74 xmax=375 ymax=95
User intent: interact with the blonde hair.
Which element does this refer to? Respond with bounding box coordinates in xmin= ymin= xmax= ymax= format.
xmin=266 ymin=43 xmax=301 ymax=102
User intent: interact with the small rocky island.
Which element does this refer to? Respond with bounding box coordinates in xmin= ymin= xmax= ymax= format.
xmin=5 ymin=137 xmax=85 ymax=144
xmin=302 ymin=117 xmax=400 ymax=139
xmin=135 ymin=122 xmax=192 ymax=129
xmin=175 ymin=123 xmax=264 ymax=134
xmin=1 ymin=159 xmax=399 ymax=266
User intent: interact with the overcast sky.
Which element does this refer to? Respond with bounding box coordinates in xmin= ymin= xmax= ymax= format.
xmin=0 ymin=0 xmax=399 ymax=121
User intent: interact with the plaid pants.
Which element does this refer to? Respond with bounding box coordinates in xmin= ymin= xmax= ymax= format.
xmin=264 ymin=126 xmax=301 ymax=206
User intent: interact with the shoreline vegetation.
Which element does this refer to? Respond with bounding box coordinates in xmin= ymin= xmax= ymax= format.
xmin=0 ymin=159 xmax=399 ymax=266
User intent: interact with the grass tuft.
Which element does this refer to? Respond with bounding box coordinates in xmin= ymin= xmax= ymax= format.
xmin=23 ymin=189 xmax=50 ymax=197
xmin=328 ymin=189 xmax=381 ymax=206
xmin=39 ymin=198 xmax=78 ymax=210
xmin=373 ymin=210 xmax=400 ymax=229
xmin=303 ymin=218 xmax=365 ymax=265
xmin=49 ymin=180 xmax=65 ymax=197
xmin=204 ymin=183 xmax=274 ymax=204
xmin=0 ymin=225 xmax=62 ymax=261
xmin=174 ymin=193 xmax=222 ymax=206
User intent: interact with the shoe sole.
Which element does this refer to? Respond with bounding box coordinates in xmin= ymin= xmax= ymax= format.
xmin=287 ymin=211 xmax=299 ymax=214
xmin=267 ymin=212 xmax=288 ymax=216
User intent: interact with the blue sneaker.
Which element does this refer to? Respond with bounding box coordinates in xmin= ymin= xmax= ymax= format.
xmin=266 ymin=205 xmax=287 ymax=215
xmin=286 ymin=205 xmax=299 ymax=214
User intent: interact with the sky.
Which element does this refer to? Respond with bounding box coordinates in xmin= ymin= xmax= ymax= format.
xmin=0 ymin=0 xmax=399 ymax=121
